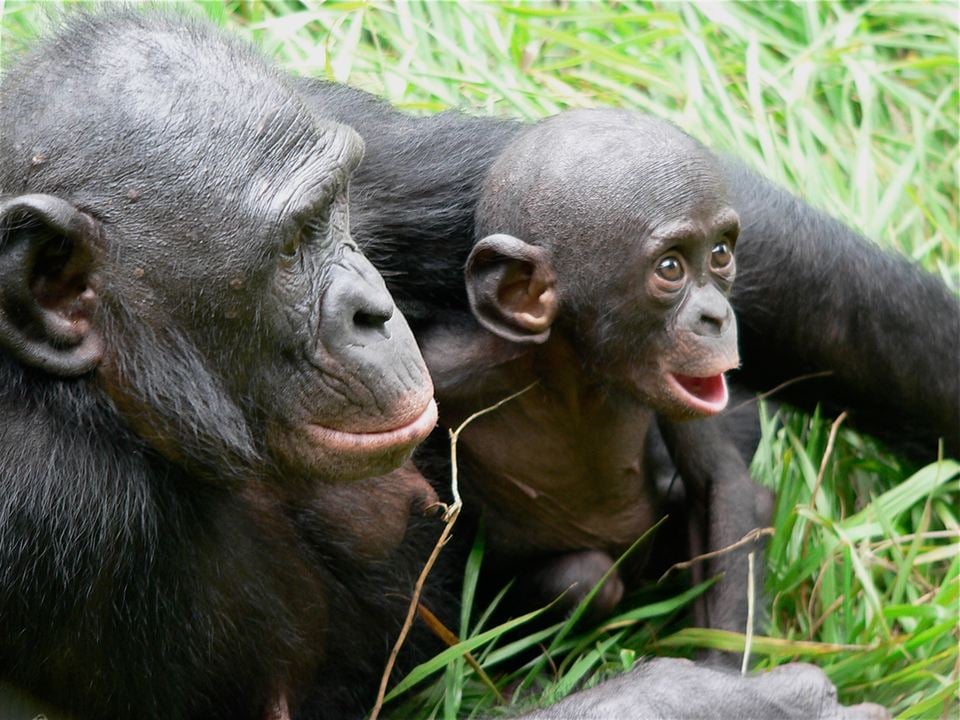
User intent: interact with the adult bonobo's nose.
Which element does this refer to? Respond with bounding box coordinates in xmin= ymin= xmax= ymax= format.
xmin=321 ymin=248 xmax=396 ymax=347
xmin=294 ymin=244 xmax=435 ymax=479
xmin=320 ymin=247 xmax=435 ymax=428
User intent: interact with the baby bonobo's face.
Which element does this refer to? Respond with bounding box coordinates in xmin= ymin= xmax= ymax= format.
xmin=473 ymin=109 xmax=740 ymax=419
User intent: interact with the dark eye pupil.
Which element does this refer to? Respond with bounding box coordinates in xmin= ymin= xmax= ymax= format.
xmin=281 ymin=230 xmax=302 ymax=258
xmin=657 ymin=256 xmax=683 ymax=281
xmin=712 ymin=242 xmax=731 ymax=266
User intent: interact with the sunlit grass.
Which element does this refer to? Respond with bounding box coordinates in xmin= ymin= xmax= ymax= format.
xmin=1 ymin=1 xmax=957 ymax=718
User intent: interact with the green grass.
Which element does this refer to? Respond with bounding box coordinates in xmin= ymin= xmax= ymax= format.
xmin=2 ymin=1 xmax=958 ymax=718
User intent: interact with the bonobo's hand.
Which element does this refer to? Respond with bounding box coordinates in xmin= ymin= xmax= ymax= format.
xmin=521 ymin=658 xmax=889 ymax=720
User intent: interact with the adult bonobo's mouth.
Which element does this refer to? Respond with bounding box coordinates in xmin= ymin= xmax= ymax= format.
xmin=307 ymin=398 xmax=438 ymax=455
xmin=664 ymin=371 xmax=730 ymax=416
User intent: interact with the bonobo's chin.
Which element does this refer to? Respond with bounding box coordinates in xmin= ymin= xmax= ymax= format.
xmin=663 ymin=371 xmax=729 ymax=417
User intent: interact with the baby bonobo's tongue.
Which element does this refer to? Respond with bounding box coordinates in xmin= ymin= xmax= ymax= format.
xmin=670 ymin=372 xmax=729 ymax=415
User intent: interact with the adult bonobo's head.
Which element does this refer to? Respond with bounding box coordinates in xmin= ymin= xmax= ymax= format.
xmin=470 ymin=109 xmax=739 ymax=419
xmin=0 ymin=11 xmax=436 ymax=483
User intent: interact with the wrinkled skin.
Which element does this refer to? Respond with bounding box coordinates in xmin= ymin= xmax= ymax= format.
xmin=0 ymin=11 xmax=439 ymax=720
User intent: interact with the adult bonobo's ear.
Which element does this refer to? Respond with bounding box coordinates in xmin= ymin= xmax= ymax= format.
xmin=0 ymin=194 xmax=104 ymax=376
xmin=466 ymin=233 xmax=558 ymax=345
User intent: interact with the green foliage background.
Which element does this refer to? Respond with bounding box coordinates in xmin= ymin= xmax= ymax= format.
xmin=1 ymin=1 xmax=957 ymax=718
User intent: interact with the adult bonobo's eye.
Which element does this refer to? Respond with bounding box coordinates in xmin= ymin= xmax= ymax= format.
xmin=655 ymin=254 xmax=685 ymax=283
xmin=710 ymin=241 xmax=733 ymax=270
xmin=280 ymin=227 xmax=304 ymax=260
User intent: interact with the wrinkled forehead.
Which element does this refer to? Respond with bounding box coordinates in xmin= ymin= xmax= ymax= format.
xmin=90 ymin=29 xmax=340 ymax=173
xmin=544 ymin=114 xmax=725 ymax=217
xmin=12 ymin=23 xmax=360 ymax=218
xmin=480 ymin=111 xmax=728 ymax=244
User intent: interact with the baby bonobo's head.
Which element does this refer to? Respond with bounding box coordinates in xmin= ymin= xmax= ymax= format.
xmin=469 ymin=109 xmax=740 ymax=419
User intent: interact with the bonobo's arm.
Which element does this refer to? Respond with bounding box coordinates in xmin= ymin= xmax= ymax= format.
xmin=520 ymin=659 xmax=888 ymax=720
xmin=719 ymin=157 xmax=959 ymax=457
xmin=657 ymin=397 xmax=775 ymax=643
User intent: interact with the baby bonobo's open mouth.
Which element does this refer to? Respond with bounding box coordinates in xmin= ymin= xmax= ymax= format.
xmin=666 ymin=372 xmax=729 ymax=416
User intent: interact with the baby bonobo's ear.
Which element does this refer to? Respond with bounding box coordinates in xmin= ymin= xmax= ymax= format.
xmin=466 ymin=233 xmax=558 ymax=345
xmin=0 ymin=194 xmax=104 ymax=376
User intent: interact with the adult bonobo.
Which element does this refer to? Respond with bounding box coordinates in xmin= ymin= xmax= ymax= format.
xmin=0 ymin=10 xmax=439 ymax=720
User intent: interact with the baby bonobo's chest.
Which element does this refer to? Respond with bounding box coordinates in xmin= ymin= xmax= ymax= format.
xmin=448 ymin=382 xmax=659 ymax=556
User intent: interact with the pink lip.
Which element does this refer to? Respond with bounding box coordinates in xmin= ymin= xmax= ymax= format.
xmin=306 ymin=399 xmax=438 ymax=455
xmin=665 ymin=372 xmax=729 ymax=416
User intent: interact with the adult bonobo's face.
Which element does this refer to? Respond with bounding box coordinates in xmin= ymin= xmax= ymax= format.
xmin=0 ymin=14 xmax=435 ymax=483
xmin=469 ymin=109 xmax=739 ymax=420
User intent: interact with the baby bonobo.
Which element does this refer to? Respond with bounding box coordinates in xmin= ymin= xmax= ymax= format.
xmin=420 ymin=109 xmax=765 ymax=627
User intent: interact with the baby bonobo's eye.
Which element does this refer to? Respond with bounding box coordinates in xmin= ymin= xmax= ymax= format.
xmin=655 ymin=254 xmax=684 ymax=282
xmin=710 ymin=241 xmax=733 ymax=269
